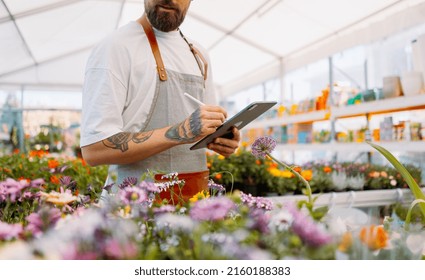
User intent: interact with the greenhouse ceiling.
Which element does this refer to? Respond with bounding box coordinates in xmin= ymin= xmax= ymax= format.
xmin=1 ymin=0 xmax=425 ymax=97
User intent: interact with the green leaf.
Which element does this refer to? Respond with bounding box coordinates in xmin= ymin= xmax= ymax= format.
xmin=405 ymin=199 xmax=425 ymax=230
xmin=367 ymin=141 xmax=425 ymax=217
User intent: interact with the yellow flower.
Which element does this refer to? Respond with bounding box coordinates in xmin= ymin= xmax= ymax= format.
xmin=189 ymin=190 xmax=210 ymax=203
xmin=124 ymin=205 xmax=131 ymax=215
xmin=281 ymin=170 xmax=294 ymax=178
xmin=338 ymin=232 xmax=353 ymax=253
xmin=301 ymin=169 xmax=313 ymax=181
xmin=268 ymin=168 xmax=281 ymax=177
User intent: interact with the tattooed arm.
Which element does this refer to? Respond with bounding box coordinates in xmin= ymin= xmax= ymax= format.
xmin=81 ymin=105 xmax=227 ymax=166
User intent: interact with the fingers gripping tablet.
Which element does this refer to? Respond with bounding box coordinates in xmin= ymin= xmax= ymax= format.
xmin=189 ymin=101 xmax=277 ymax=150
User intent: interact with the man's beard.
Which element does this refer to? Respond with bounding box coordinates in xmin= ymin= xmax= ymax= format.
xmin=145 ymin=1 xmax=186 ymax=32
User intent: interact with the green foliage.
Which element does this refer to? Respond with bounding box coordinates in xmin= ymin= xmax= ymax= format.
xmin=208 ymin=146 xmax=422 ymax=196
xmin=367 ymin=141 xmax=425 ymax=225
xmin=0 ymin=151 xmax=107 ymax=223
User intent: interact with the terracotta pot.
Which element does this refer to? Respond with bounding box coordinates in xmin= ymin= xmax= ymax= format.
xmin=154 ymin=170 xmax=209 ymax=204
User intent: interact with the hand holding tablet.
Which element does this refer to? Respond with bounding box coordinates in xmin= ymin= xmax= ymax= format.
xmin=189 ymin=101 xmax=277 ymax=150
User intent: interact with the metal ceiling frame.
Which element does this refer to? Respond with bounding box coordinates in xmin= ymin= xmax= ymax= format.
xmin=0 ymin=0 xmax=128 ymax=79
xmin=0 ymin=0 xmax=424 ymax=95
xmin=1 ymin=0 xmax=37 ymax=66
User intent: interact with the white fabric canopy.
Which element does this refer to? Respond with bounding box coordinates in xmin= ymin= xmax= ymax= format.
xmin=1 ymin=0 xmax=425 ymax=97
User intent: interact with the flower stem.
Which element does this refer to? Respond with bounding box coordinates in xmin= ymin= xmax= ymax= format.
xmin=266 ymin=152 xmax=312 ymax=204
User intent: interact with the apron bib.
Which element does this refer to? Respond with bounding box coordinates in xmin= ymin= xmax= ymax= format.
xmin=116 ymin=70 xmax=209 ymax=203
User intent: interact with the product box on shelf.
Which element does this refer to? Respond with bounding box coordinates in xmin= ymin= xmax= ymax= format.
xmin=410 ymin=122 xmax=422 ymax=141
xmin=382 ymin=76 xmax=403 ymax=99
xmin=243 ymin=128 xmax=265 ymax=144
xmin=401 ymin=71 xmax=424 ymax=96
xmin=379 ymin=117 xmax=393 ymax=141
xmin=313 ymin=129 xmax=331 ymax=143
xmin=286 ymin=123 xmax=313 ymax=144
xmin=266 ymin=126 xmax=286 ymax=144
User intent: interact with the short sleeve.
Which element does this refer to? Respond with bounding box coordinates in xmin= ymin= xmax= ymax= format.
xmin=80 ymin=67 xmax=127 ymax=147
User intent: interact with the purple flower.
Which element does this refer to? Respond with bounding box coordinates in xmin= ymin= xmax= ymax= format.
xmin=0 ymin=178 xmax=29 ymax=203
xmin=247 ymin=209 xmax=270 ymax=234
xmin=119 ymin=177 xmax=138 ymax=189
xmin=118 ymin=186 xmax=147 ymax=205
xmin=285 ymin=203 xmax=332 ymax=247
xmin=60 ymin=176 xmax=77 ymax=190
xmin=240 ymin=191 xmax=273 ymax=211
xmin=138 ymin=181 xmax=161 ymax=194
xmin=30 ymin=178 xmax=45 ymax=188
xmin=103 ymin=182 xmax=114 ymax=193
xmin=190 ymin=196 xmax=236 ymax=221
xmin=251 ymin=136 xmax=277 ymax=158
xmin=0 ymin=221 xmax=23 ymax=241
xmin=25 ymin=207 xmax=62 ymax=237
xmin=208 ymin=180 xmax=225 ymax=194
xmin=153 ymin=205 xmax=176 ymax=215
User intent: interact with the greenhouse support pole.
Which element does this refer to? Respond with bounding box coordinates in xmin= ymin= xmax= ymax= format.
xmin=328 ymin=56 xmax=337 ymax=163
xmin=18 ymin=87 xmax=25 ymax=152
xmin=279 ymin=57 xmax=285 ymax=104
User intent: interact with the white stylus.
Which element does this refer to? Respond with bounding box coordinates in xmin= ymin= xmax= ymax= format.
xmin=184 ymin=92 xmax=205 ymax=106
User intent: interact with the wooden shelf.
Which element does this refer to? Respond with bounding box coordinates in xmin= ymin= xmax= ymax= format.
xmin=331 ymin=94 xmax=425 ymax=118
xmin=246 ymin=109 xmax=329 ymax=128
xmin=247 ymin=95 xmax=425 ymax=130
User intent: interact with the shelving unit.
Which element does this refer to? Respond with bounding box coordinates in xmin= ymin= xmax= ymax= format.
xmin=246 ymin=94 xmax=425 ymax=153
xmin=246 ymin=109 xmax=330 ymax=127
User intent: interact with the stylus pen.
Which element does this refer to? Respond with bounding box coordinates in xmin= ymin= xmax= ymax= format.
xmin=184 ymin=92 xmax=205 ymax=106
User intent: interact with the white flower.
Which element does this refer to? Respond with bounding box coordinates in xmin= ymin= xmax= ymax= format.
xmin=40 ymin=191 xmax=77 ymax=206
xmin=156 ymin=213 xmax=195 ymax=233
xmin=269 ymin=209 xmax=293 ymax=232
xmin=331 ymin=172 xmax=348 ymax=191
xmin=406 ymin=233 xmax=425 ymax=255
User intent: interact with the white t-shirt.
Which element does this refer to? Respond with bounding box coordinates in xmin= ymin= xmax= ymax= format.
xmin=80 ymin=21 xmax=217 ymax=147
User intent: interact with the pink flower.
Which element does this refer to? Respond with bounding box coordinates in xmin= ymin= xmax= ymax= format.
xmin=190 ymin=196 xmax=236 ymax=221
xmin=25 ymin=207 xmax=61 ymax=237
xmin=0 ymin=221 xmax=23 ymax=241
xmin=118 ymin=186 xmax=148 ymax=205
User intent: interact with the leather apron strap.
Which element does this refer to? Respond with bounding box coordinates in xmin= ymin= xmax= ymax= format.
xmin=140 ymin=14 xmax=168 ymax=81
xmin=139 ymin=14 xmax=208 ymax=82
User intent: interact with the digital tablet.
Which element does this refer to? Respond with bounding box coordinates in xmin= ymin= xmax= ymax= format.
xmin=190 ymin=101 xmax=277 ymax=150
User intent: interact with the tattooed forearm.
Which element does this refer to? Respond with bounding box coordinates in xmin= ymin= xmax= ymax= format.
xmin=166 ymin=109 xmax=203 ymax=142
xmin=102 ymin=131 xmax=154 ymax=152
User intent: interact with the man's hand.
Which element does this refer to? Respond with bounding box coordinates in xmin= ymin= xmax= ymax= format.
xmin=165 ymin=105 xmax=227 ymax=143
xmin=207 ymin=127 xmax=240 ymax=157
